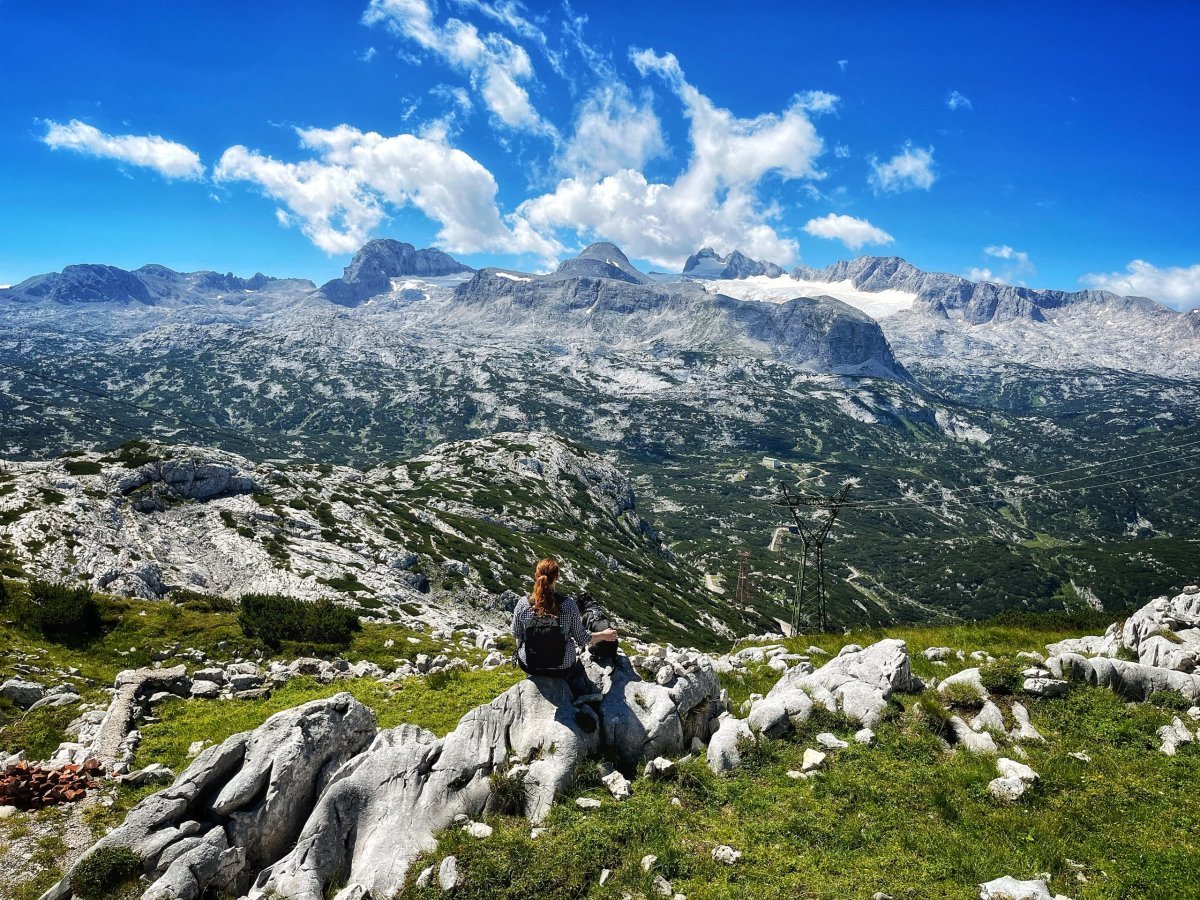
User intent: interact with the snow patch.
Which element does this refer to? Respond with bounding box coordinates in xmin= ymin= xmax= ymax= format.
xmin=703 ymin=275 xmax=916 ymax=317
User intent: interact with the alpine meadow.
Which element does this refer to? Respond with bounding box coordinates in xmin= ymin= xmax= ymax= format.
xmin=2 ymin=3 xmax=1198 ymax=900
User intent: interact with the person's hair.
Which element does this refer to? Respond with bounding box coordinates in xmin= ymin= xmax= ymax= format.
xmin=531 ymin=557 xmax=560 ymax=617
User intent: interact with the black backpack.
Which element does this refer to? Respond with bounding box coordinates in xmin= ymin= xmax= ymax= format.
xmin=523 ymin=614 xmax=567 ymax=673
xmin=578 ymin=590 xmax=618 ymax=660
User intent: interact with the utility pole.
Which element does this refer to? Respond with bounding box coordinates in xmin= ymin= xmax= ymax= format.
xmin=733 ymin=550 xmax=751 ymax=615
xmin=773 ymin=481 xmax=852 ymax=634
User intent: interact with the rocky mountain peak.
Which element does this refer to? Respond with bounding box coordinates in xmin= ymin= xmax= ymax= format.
xmin=683 ymin=247 xmax=782 ymax=279
xmin=2 ymin=263 xmax=156 ymax=305
xmin=317 ymin=239 xmax=474 ymax=306
xmin=551 ymin=242 xmax=650 ymax=284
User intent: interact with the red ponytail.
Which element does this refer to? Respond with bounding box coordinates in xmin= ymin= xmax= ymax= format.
xmin=531 ymin=558 xmax=560 ymax=616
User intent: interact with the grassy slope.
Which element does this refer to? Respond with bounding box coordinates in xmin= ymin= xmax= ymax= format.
xmin=3 ymin=606 xmax=1199 ymax=899
xmin=403 ymin=621 xmax=1200 ymax=900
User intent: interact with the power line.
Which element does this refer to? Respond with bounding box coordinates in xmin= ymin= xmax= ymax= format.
xmin=842 ymin=429 xmax=1200 ymax=509
xmin=852 ymin=451 xmax=1200 ymax=511
xmin=852 ymin=461 xmax=1200 ymax=515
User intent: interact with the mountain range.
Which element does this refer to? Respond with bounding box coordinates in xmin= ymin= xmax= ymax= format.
xmin=1 ymin=237 xmax=1198 ymax=634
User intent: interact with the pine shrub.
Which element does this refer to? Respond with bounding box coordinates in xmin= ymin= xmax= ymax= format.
xmin=238 ymin=592 xmax=360 ymax=651
xmin=69 ymin=845 xmax=141 ymax=900
xmin=23 ymin=578 xmax=101 ymax=640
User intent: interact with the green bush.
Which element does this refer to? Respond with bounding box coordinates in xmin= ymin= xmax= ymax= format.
xmin=20 ymin=579 xmax=101 ymax=640
xmin=238 ymin=593 xmax=360 ymax=651
xmin=69 ymin=845 xmax=141 ymax=900
xmin=978 ymin=658 xmax=1024 ymax=695
xmin=1148 ymin=690 xmax=1192 ymax=712
xmin=0 ymin=574 xmax=7 ymax=608
xmin=940 ymin=681 xmax=985 ymax=709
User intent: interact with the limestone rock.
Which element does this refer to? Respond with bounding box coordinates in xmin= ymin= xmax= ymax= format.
xmin=711 ymin=844 xmax=742 ymax=865
xmin=949 ymin=716 xmax=998 ymax=754
xmin=978 ymin=874 xmax=1073 ymax=899
xmin=1008 ymin=702 xmax=1046 ymax=743
xmin=801 ymin=748 xmax=826 ymax=772
xmin=1022 ymin=677 xmax=1069 ymax=698
xmin=0 ymin=679 xmax=46 ymax=708
xmin=438 ymin=855 xmax=459 ymax=891
xmin=707 ymin=714 xmax=753 ymax=774
xmin=816 ymin=732 xmax=848 ymax=750
xmin=767 ymin=639 xmax=922 ymax=730
xmin=45 ymin=693 xmax=376 ymax=900
xmin=971 ymin=701 xmax=1007 ymax=733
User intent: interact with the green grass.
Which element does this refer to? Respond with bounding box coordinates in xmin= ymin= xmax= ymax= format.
xmin=132 ymin=668 xmax=522 ymax=774
xmin=400 ymin=684 xmax=1199 ymax=900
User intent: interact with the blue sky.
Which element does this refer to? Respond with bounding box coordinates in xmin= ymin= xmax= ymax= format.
xmin=4 ymin=1 xmax=1199 ymax=308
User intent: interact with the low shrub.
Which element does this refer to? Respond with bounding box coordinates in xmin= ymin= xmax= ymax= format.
xmin=20 ymin=579 xmax=101 ymax=640
xmin=978 ymin=658 xmax=1023 ymax=695
xmin=238 ymin=593 xmax=360 ymax=651
xmin=1148 ymin=690 xmax=1192 ymax=712
xmin=69 ymin=845 xmax=141 ymax=900
xmin=939 ymin=681 xmax=985 ymax=709
xmin=170 ymin=589 xmax=236 ymax=613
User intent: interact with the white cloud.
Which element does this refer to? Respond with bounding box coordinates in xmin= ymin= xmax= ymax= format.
xmin=802 ymin=214 xmax=894 ymax=250
xmin=360 ymin=46 xmax=378 ymax=62
xmin=837 ymin=59 xmax=849 ymax=72
xmin=869 ymin=142 xmax=936 ymax=193
xmin=1080 ymin=259 xmax=1200 ymax=310
xmin=556 ymin=83 xmax=665 ymax=178
xmin=214 ymin=124 xmax=560 ymax=259
xmin=517 ymin=49 xmax=835 ymax=269
xmin=363 ymin=0 xmax=555 ymax=136
xmin=985 ymin=244 xmax=1030 ymax=265
xmin=42 ymin=119 xmax=203 ymax=180
xmin=946 ymin=90 xmax=972 ymax=111
xmin=968 ymin=244 xmax=1035 ymax=285
xmin=833 ymin=143 xmax=850 ymax=159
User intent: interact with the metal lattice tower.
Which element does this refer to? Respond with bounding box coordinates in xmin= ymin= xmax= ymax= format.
xmin=773 ymin=481 xmax=852 ymax=634
xmin=732 ymin=550 xmax=751 ymax=614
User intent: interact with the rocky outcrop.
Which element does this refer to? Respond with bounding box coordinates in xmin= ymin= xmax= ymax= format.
xmin=116 ymin=456 xmax=259 ymax=503
xmin=1045 ymin=587 xmax=1200 ymax=702
xmin=48 ymin=652 xmax=722 ymax=900
xmin=89 ymin=666 xmax=192 ymax=771
xmin=251 ymin=679 xmax=594 ymax=899
xmin=718 ymin=639 xmax=922 ymax=774
xmin=44 ymin=693 xmax=377 ymax=900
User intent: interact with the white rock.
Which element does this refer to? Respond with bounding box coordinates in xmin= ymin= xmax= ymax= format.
xmin=997 ymin=757 xmax=1039 ymax=784
xmin=0 ymin=805 xmax=17 ymax=819
xmin=1008 ymin=702 xmax=1046 ymax=743
xmin=711 ymin=845 xmax=742 ymax=865
xmin=641 ymin=854 xmax=658 ymax=872
xmin=801 ymin=748 xmax=826 ymax=772
xmin=853 ymin=727 xmax=875 ymax=745
xmin=978 ymin=874 xmax=1072 ymax=899
xmin=816 ymin=732 xmax=848 ymax=750
xmin=1068 ymin=750 xmax=1091 ymax=763
xmin=415 ymin=866 xmax=434 ymax=888
xmin=600 ymin=868 xmax=612 ymax=885
xmin=602 ymin=770 xmax=631 ymax=800
xmin=971 ymin=701 xmax=1007 ymax=733
xmin=988 ymin=776 xmax=1028 ymax=801
xmin=576 ymin=797 xmax=602 ymax=810
xmin=438 ymin=855 xmax=459 ymax=891
xmin=463 ymin=821 xmax=493 ymax=838
xmin=653 ymin=874 xmax=674 ymax=896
